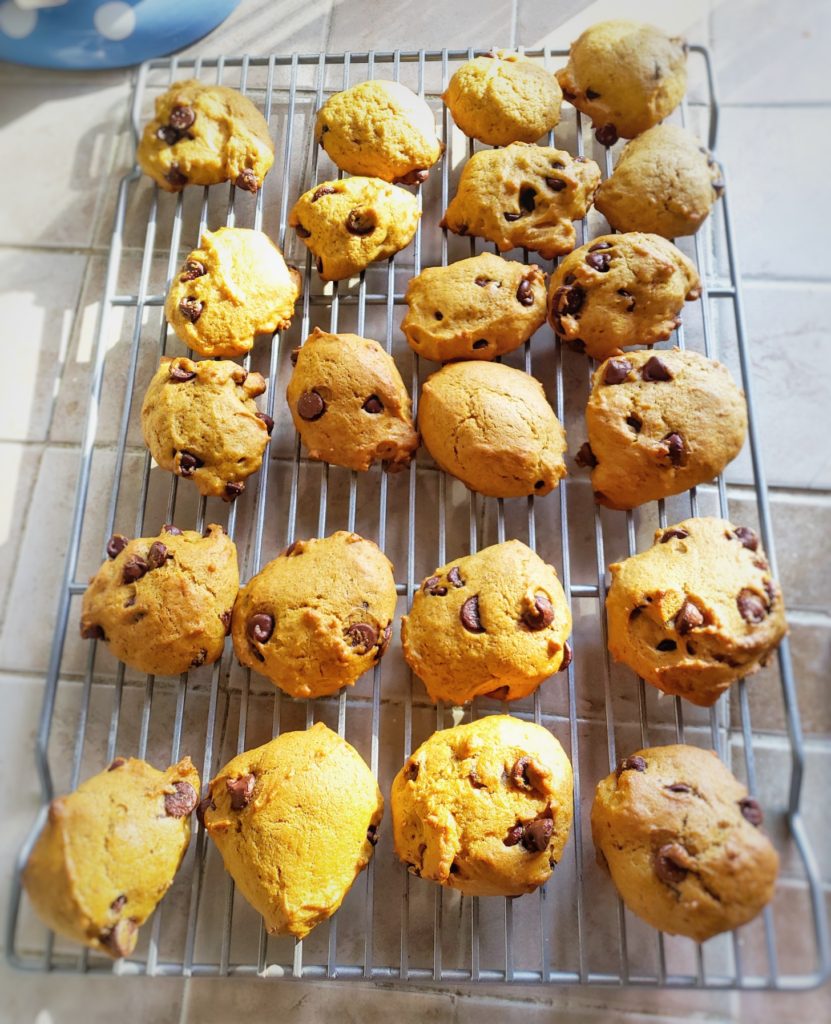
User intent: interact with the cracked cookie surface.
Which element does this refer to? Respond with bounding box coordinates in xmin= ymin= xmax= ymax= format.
xmin=80 ymin=524 xmax=239 ymax=676
xmin=203 ymin=723 xmax=383 ymax=939
xmin=591 ymin=744 xmax=779 ymax=941
xmin=391 ymin=715 xmax=573 ymax=897
xmin=547 ymin=233 xmax=700 ymax=360
xmin=141 ymin=356 xmax=270 ymax=501
xmin=23 ymin=756 xmax=199 ymax=958
xmin=441 ymin=143 xmax=600 ymax=259
xmin=231 ymin=531 xmax=397 ymax=698
xmin=401 ymin=540 xmax=572 ymax=704
xmin=579 ymin=348 xmax=746 ymax=509
xmin=137 ymin=79 xmax=274 ymax=193
xmin=606 ymin=517 xmax=787 ymax=706
xmin=402 ymin=252 xmax=547 ymax=363
xmin=164 ymin=227 xmax=301 ymax=358
xmin=419 ymin=361 xmax=567 ymax=498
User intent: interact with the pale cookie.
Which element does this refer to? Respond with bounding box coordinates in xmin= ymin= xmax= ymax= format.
xmin=402 ymin=252 xmax=547 ymax=363
xmin=23 ymin=756 xmax=199 ymax=958
xmin=443 ymin=50 xmax=563 ymax=146
xmin=141 ymin=356 xmax=271 ymax=501
xmin=80 ymin=524 xmax=239 ymax=677
xmin=556 ymin=20 xmax=687 ymax=145
xmin=441 ymin=143 xmax=601 ymax=259
xmin=164 ymin=227 xmax=301 ymax=358
xmin=137 ymin=79 xmax=274 ymax=193
xmin=577 ymin=349 xmax=747 ymax=510
xmin=202 ymin=723 xmax=383 ymax=939
xmin=547 ymin=233 xmax=701 ymax=360
xmin=289 ymin=176 xmax=421 ymax=281
xmin=419 ymin=361 xmax=567 ymax=498
xmin=606 ymin=517 xmax=787 ymax=707
xmin=231 ymin=532 xmax=397 ymax=699
xmin=592 ymin=744 xmax=779 ymax=942
xmin=401 ymin=540 xmax=572 ymax=705
xmin=315 ymin=79 xmax=443 ymax=184
xmin=391 ymin=715 xmax=573 ymax=897
xmin=594 ymin=125 xmax=724 ymax=238
xmin=286 ymin=328 xmax=418 ymax=472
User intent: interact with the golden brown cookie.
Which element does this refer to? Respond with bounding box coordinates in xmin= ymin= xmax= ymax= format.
xmin=164 ymin=227 xmax=301 ymax=358
xmin=556 ymin=20 xmax=687 ymax=145
xmin=443 ymin=50 xmax=562 ymax=146
xmin=231 ymin=532 xmax=397 ymax=699
xmin=419 ymin=361 xmax=567 ymax=498
xmin=315 ymin=79 xmax=443 ymax=184
xmin=592 ymin=744 xmax=779 ymax=941
xmin=23 ymin=756 xmax=199 ymax=958
xmin=391 ymin=715 xmax=573 ymax=897
xmin=441 ymin=144 xmax=600 ymax=259
xmin=80 ymin=524 xmax=239 ymax=676
xmin=401 ymin=252 xmax=547 ymax=363
xmin=289 ymin=176 xmax=420 ymax=281
xmin=594 ymin=125 xmax=724 ymax=238
xmin=606 ymin=517 xmax=787 ymax=706
xmin=286 ymin=328 xmax=418 ymax=472
xmin=202 ymin=723 xmax=383 ymax=939
xmin=577 ymin=349 xmax=747 ymax=510
xmin=547 ymin=233 xmax=701 ymax=360
xmin=141 ymin=356 xmax=271 ymax=501
xmin=137 ymin=79 xmax=274 ymax=193
xmin=401 ymin=540 xmax=572 ymax=705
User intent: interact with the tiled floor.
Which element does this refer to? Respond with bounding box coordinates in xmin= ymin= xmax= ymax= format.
xmin=0 ymin=0 xmax=828 ymax=1021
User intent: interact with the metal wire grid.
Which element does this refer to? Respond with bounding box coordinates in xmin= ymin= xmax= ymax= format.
xmin=5 ymin=46 xmax=829 ymax=990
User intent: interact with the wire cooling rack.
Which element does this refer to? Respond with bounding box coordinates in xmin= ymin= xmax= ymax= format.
xmin=6 ymin=46 xmax=829 ymax=990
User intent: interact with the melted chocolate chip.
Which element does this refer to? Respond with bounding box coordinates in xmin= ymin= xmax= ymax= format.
xmin=190 ymin=648 xmax=207 ymax=667
xmin=656 ymin=638 xmax=677 ymax=652
xmin=661 ymin=527 xmax=689 ymax=543
xmin=737 ymin=588 xmax=767 ymax=624
xmin=395 ymin=168 xmax=429 ymax=185
xmin=503 ymin=211 xmax=522 ymax=222
xmin=589 ymin=242 xmax=612 ymax=253
xmin=665 ymin=783 xmax=692 ymax=794
xmin=295 ymin=224 xmax=311 ymax=239
xmin=108 ymin=758 xmax=126 ymax=771
xmin=734 ymin=526 xmax=759 ymax=551
xmin=312 ymin=185 xmax=336 ymax=202
xmin=156 ymin=125 xmax=181 ymax=146
xmin=227 ymin=773 xmax=255 ymax=811
xmin=585 ymin=88 xmax=601 ymax=100
xmin=256 ymin=412 xmax=274 ymax=434
xmin=110 ymin=894 xmax=127 ymax=913
xmin=545 ymin=176 xmax=566 ymax=192
xmin=472 ymin=339 xmax=489 ymax=350
xmin=675 ymin=599 xmax=704 ymax=635
xmin=523 ymin=593 xmax=555 ymax=631
xmin=346 ymin=208 xmax=376 ymax=235
xmin=164 ymin=780 xmax=198 ymax=818
xmin=346 ymin=622 xmax=378 ymax=653
xmin=247 ymin=612 xmax=275 ymax=644
xmin=220 ymin=609 xmax=232 ymax=635
xmin=101 ymin=918 xmax=137 ymax=959
xmin=363 ymin=394 xmax=384 ymax=414
xmin=235 ymin=169 xmax=258 ymax=193
xmin=554 ymin=282 xmax=585 ymax=318
xmin=558 ymin=639 xmax=573 ymax=671
xmin=178 ymin=297 xmax=203 ymax=323
xmin=739 ymin=796 xmax=764 ymax=826
xmin=106 ymin=534 xmax=129 ymax=559
xmin=626 ymin=414 xmax=642 ymax=433
xmin=460 ymin=595 xmax=485 ymax=634
xmin=447 ymin=566 xmax=464 ymax=588
xmin=516 ymin=278 xmax=534 ymax=306
xmin=168 ymin=105 xmax=195 ymax=130
xmin=575 ymin=442 xmax=597 ymax=469
xmin=618 ymin=288 xmax=636 ymax=312
xmin=519 ymin=187 xmax=536 ymax=213
xmin=179 ymin=260 xmax=206 ymax=282
xmin=366 ymin=824 xmax=379 ymax=845
xmin=503 ymin=824 xmax=524 ymax=847
xmin=585 ymin=251 xmax=611 ymax=272
xmin=375 ymin=622 xmax=393 ymax=661
xmin=522 ymin=817 xmax=553 ymax=852
xmin=122 ymin=555 xmax=148 ymax=584
xmin=595 ymin=123 xmax=618 ymax=147
xmin=641 ymin=356 xmax=673 ymax=382
xmin=423 ymin=575 xmax=448 ymax=596
xmin=664 ymin=432 xmax=686 ymax=466
xmin=297 ymin=390 xmax=326 ymax=420
xmin=169 ymin=363 xmax=196 ymax=382
xmin=178 ymin=451 xmax=203 ymax=476
xmin=603 ymin=358 xmax=632 ymax=385
xmin=196 ymin=795 xmax=216 ymax=827
xmin=146 ymin=541 xmax=169 ymax=570
xmin=164 ymin=165 xmax=188 ymax=188
xmin=224 ymin=481 xmax=245 ymax=502
xmin=404 ymin=761 xmax=419 ymax=782
xmin=654 ymin=843 xmax=690 ymax=884
xmin=162 ymin=524 xmax=182 ymax=535
xmin=617 ymin=755 xmax=647 ymax=776
xmin=485 ymin=685 xmax=510 ymax=700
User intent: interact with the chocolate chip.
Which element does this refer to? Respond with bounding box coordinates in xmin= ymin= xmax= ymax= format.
xmin=654 ymin=843 xmax=690 ymax=884
xmin=256 ymin=412 xmax=274 ymax=434
xmin=178 ymin=297 xmax=203 ymax=323
xmin=164 ymin=165 xmax=188 ymax=188
xmin=666 ymin=783 xmax=692 ymax=794
xmin=534 ymin=479 xmax=545 ymax=489
xmin=595 ymin=123 xmax=618 ymax=147
xmin=164 ymin=780 xmax=198 ymax=818
xmin=147 ymin=541 xmax=169 ymax=570
xmin=523 ymin=593 xmax=554 ymax=631
xmin=178 ymin=451 xmax=203 ymax=476
xmin=664 ymin=432 xmax=686 ymax=466
xmin=545 ymin=176 xmax=566 ymax=192
xmin=763 ymin=579 xmax=776 ymax=607
xmin=235 ymin=169 xmax=258 ymax=193
xmin=472 ymin=339 xmax=489 ymax=350
xmin=460 ymin=595 xmax=485 ymax=634
xmin=474 ymin=276 xmax=491 ymax=287
xmin=101 ymin=918 xmax=137 ymax=958
xmin=558 ymin=640 xmax=573 ymax=671
xmin=169 ymin=363 xmax=196 ymax=382
xmin=110 ymin=894 xmax=127 ymax=913
xmin=346 ymin=622 xmax=378 ymax=653
xmin=423 ymin=575 xmax=448 ymax=596
xmin=551 ymin=161 xmax=565 ymax=170
xmin=629 ymin=606 xmax=643 ymax=621
xmin=516 ymin=278 xmax=534 ymax=306
xmin=675 ymin=599 xmax=704 ymax=635
xmin=641 ymin=356 xmax=673 ymax=382
xmin=281 ymin=540 xmax=301 ymax=557
xmin=554 ymin=282 xmax=585 ymax=318
xmin=739 ymin=796 xmax=764 ymax=826
xmin=563 ymin=274 xmax=575 ymax=285
xmin=656 ymin=639 xmax=677 ymax=652
xmin=316 ymin=257 xmax=324 ymax=275
xmin=503 ymin=212 xmax=522 ymax=222
xmin=519 ymin=187 xmax=536 ymax=213
xmin=503 ymin=824 xmax=524 ymax=847
xmin=122 ymin=555 xmax=148 ymax=584
xmin=363 ymin=394 xmax=384 ymax=414
xmin=290 ymin=347 xmax=301 ymax=365
xmin=196 ymin=795 xmax=215 ymax=827
xmin=162 ymin=524 xmax=182 ymax=535
xmin=221 ymin=609 xmax=232 ymax=635
xmin=485 ymin=685 xmax=510 ymax=700
xmin=434 ymin=311 xmax=443 ymax=320
xmin=346 ymin=208 xmax=376 ymax=235
xmin=227 ymin=773 xmax=255 ymax=811
xmin=575 ymin=442 xmax=597 ymax=469
xmin=586 ymin=88 xmax=601 ymax=100
xmin=468 ymin=769 xmax=486 ymax=789
xmin=617 ymin=755 xmax=647 ymax=776
xmin=585 ymin=251 xmax=611 ymax=272
xmin=660 ymin=528 xmax=689 ymax=543
xmin=297 ymin=390 xmax=325 ymax=420
xmin=734 ymin=527 xmax=759 ymax=551
xmin=375 ymin=621 xmax=393 ymax=661
xmin=156 ymin=125 xmax=181 ymax=145
xmin=603 ymin=358 xmax=632 ymax=385
xmin=447 ymin=566 xmax=464 ymax=588
xmin=737 ymin=588 xmax=767 ymax=624
xmin=248 ymin=613 xmax=274 ymax=644
xmin=108 ymin=758 xmax=126 ymax=771
xmin=179 ymin=260 xmax=206 ymax=282
xmin=295 ymin=224 xmax=311 ymax=238
xmin=395 ymin=168 xmax=429 ymax=185
xmin=404 ymin=761 xmax=419 ymax=782
xmin=509 ymin=757 xmax=532 ymax=788
xmin=190 ymin=648 xmax=207 ymax=667
xmin=106 ymin=534 xmax=129 ymax=559
xmin=522 ymin=817 xmax=553 ymax=852
xmin=169 ymin=105 xmax=195 ymax=130
xmin=366 ymin=824 xmax=379 ymax=845
xmin=618 ymin=288 xmax=636 ymax=312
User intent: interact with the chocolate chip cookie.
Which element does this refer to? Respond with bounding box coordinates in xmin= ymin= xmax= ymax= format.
xmin=80 ymin=524 xmax=239 ymax=677
xmin=231 ymin=532 xmax=397 ymax=699
xmin=141 ymin=356 xmax=271 ymax=501
xmin=315 ymin=79 xmax=443 ymax=184
xmin=23 ymin=756 xmax=199 ymax=958
xmin=401 ymin=540 xmax=572 ymax=705
xmin=419 ymin=361 xmax=568 ymax=498
xmin=202 ymin=723 xmax=383 ymax=939
xmin=578 ymin=348 xmax=747 ymax=509
xmin=594 ymin=125 xmax=724 ymax=238
xmin=591 ymin=744 xmax=779 ymax=941
xmin=164 ymin=227 xmax=301 ymax=358
xmin=441 ymin=143 xmax=601 ymax=259
xmin=137 ymin=80 xmax=274 ymax=193
xmin=606 ymin=517 xmax=787 ymax=706
xmin=286 ymin=328 xmax=418 ymax=472
xmin=402 ymin=252 xmax=547 ymax=363
xmin=547 ymin=233 xmax=701 ymax=360
xmin=289 ymin=176 xmax=421 ymax=281
xmin=443 ymin=50 xmax=563 ymax=146
xmin=391 ymin=715 xmax=573 ymax=897
xmin=556 ymin=20 xmax=687 ymax=145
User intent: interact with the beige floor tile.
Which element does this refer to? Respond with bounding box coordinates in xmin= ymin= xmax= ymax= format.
xmin=178 ymin=0 xmax=332 ymax=58
xmin=0 ymin=442 xmax=42 ymax=625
